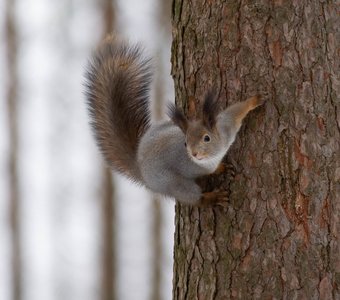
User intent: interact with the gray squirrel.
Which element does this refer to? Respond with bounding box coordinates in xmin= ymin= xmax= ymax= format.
xmin=85 ymin=35 xmax=264 ymax=206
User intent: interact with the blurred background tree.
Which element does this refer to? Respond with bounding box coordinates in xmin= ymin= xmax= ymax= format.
xmin=5 ymin=0 xmax=22 ymax=299
xmin=100 ymin=1 xmax=116 ymax=300
xmin=151 ymin=1 xmax=171 ymax=300
xmin=0 ymin=0 xmax=174 ymax=300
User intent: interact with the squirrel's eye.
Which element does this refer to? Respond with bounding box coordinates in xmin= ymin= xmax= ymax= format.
xmin=203 ymin=135 xmax=211 ymax=142
xmin=184 ymin=142 xmax=187 ymax=147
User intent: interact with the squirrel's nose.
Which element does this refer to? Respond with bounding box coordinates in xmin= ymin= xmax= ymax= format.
xmin=192 ymin=151 xmax=204 ymax=160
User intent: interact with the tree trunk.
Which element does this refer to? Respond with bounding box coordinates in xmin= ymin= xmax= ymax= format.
xmin=101 ymin=167 xmax=116 ymax=300
xmin=6 ymin=0 xmax=21 ymax=299
xmin=100 ymin=1 xmax=116 ymax=299
xmin=171 ymin=1 xmax=339 ymax=299
xmin=151 ymin=1 xmax=172 ymax=299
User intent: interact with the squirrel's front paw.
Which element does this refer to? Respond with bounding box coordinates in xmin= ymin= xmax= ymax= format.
xmin=213 ymin=163 xmax=226 ymax=175
xmin=213 ymin=162 xmax=236 ymax=176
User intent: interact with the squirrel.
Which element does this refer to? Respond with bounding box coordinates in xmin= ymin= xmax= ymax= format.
xmin=85 ymin=35 xmax=264 ymax=206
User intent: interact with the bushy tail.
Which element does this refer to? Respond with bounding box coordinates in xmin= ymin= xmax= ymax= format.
xmin=84 ymin=35 xmax=152 ymax=183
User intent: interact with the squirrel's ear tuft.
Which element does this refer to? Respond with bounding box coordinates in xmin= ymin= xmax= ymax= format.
xmin=167 ymin=103 xmax=188 ymax=133
xmin=203 ymin=89 xmax=220 ymax=129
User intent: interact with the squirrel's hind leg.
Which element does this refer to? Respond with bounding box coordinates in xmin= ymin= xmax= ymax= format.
xmin=166 ymin=176 xmax=228 ymax=207
xmin=165 ymin=177 xmax=202 ymax=205
xmin=199 ymin=191 xmax=229 ymax=207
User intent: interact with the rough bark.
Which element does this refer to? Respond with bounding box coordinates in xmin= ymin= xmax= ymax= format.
xmin=101 ymin=1 xmax=116 ymax=299
xmin=6 ymin=0 xmax=21 ymax=299
xmin=171 ymin=1 xmax=340 ymax=299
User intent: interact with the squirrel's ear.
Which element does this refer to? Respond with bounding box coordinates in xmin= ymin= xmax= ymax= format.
xmin=167 ymin=103 xmax=188 ymax=133
xmin=202 ymin=90 xmax=220 ymax=129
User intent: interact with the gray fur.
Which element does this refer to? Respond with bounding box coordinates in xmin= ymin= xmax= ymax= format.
xmin=137 ymin=121 xmax=207 ymax=204
xmin=85 ymin=36 xmax=264 ymax=205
